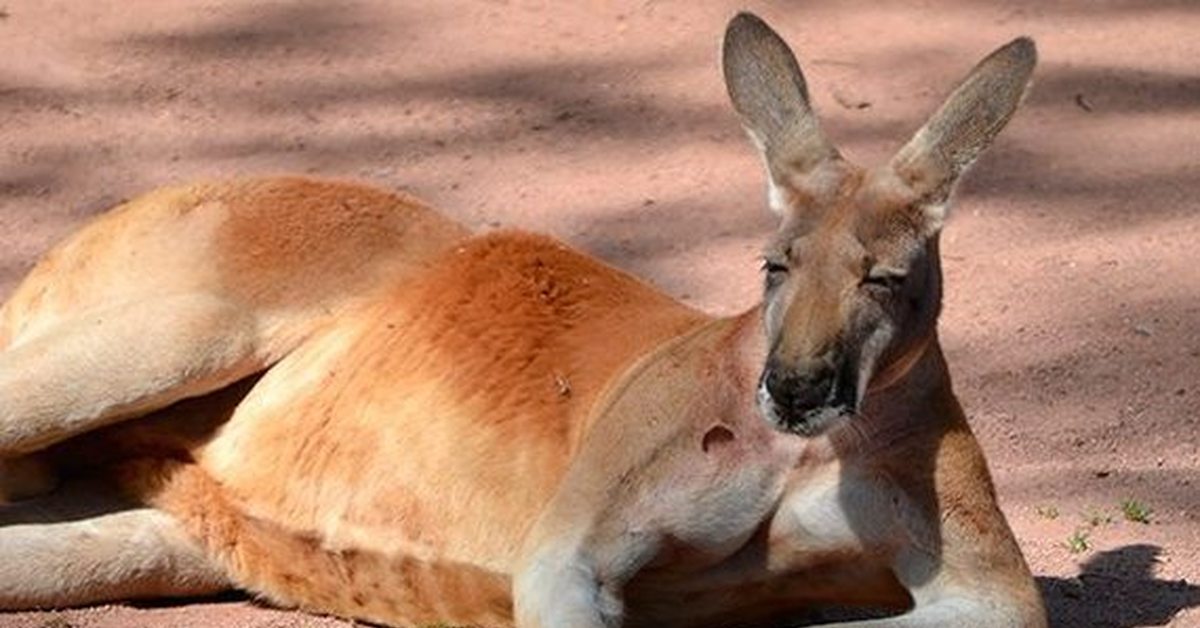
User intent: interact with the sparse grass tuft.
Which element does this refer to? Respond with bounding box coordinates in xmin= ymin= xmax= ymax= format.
xmin=1120 ymin=499 xmax=1153 ymax=524
xmin=1064 ymin=528 xmax=1091 ymax=554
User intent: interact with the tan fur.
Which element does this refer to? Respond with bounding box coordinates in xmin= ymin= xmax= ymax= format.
xmin=0 ymin=13 xmax=1044 ymax=628
xmin=0 ymin=177 xmax=467 ymax=460
xmin=2 ymin=178 xmax=465 ymax=346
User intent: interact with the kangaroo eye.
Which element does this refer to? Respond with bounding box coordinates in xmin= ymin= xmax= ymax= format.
xmin=861 ymin=268 xmax=907 ymax=292
xmin=761 ymin=258 xmax=790 ymax=290
xmin=761 ymin=259 xmax=790 ymax=275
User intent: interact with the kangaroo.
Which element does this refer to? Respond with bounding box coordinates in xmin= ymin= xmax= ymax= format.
xmin=0 ymin=13 xmax=1044 ymax=628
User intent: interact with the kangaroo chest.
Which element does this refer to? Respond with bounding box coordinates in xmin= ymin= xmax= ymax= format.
xmin=624 ymin=462 xmax=912 ymax=627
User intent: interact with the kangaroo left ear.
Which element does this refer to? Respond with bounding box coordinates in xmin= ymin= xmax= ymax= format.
xmin=889 ymin=37 xmax=1037 ymax=233
xmin=722 ymin=12 xmax=840 ymax=218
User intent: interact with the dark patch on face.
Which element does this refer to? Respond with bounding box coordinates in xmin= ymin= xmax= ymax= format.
xmin=757 ymin=358 xmax=857 ymax=436
xmin=778 ymin=406 xmax=853 ymax=437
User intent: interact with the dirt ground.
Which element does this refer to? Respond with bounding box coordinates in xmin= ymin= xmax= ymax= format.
xmin=1 ymin=1 xmax=1197 ymax=626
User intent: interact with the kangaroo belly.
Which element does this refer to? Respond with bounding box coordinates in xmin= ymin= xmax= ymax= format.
xmin=168 ymin=231 xmax=707 ymax=621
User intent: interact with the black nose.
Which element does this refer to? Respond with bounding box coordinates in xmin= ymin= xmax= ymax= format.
xmin=763 ymin=366 xmax=834 ymax=414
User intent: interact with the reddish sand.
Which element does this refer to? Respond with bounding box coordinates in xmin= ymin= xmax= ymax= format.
xmin=1 ymin=1 xmax=1197 ymax=626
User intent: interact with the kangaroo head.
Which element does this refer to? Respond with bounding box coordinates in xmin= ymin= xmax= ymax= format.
xmin=722 ymin=13 xmax=1036 ymax=436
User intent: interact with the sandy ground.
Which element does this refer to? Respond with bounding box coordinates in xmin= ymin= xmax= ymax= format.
xmin=1 ymin=1 xmax=1197 ymax=626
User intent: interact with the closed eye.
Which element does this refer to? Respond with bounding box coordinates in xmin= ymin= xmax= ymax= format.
xmin=861 ymin=268 xmax=907 ymax=291
xmin=761 ymin=258 xmax=790 ymax=290
xmin=761 ymin=259 xmax=790 ymax=275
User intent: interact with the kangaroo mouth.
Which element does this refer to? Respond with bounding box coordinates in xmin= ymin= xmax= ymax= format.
xmin=755 ymin=380 xmax=855 ymax=437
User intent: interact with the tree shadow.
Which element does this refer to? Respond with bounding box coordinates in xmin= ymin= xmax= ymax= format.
xmin=117 ymin=0 xmax=395 ymax=61
xmin=3 ymin=1 xmax=1198 ymax=279
xmin=1027 ymin=65 xmax=1200 ymax=115
xmin=1038 ymin=544 xmax=1200 ymax=627
xmin=566 ymin=187 xmax=768 ymax=270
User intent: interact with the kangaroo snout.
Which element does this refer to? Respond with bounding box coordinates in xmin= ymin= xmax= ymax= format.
xmin=757 ymin=357 xmax=853 ymax=436
xmin=762 ymin=363 xmax=834 ymax=414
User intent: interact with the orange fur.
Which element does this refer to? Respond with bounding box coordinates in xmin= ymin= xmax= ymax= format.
xmin=0 ymin=177 xmax=467 ymax=352
xmin=122 ymin=459 xmax=513 ymax=627
xmin=185 ymin=233 xmax=706 ymax=621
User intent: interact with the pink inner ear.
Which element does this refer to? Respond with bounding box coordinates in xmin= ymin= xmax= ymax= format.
xmin=702 ymin=425 xmax=737 ymax=452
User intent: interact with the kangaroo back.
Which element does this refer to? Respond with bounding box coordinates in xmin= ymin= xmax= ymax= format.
xmin=1 ymin=177 xmax=470 ymax=349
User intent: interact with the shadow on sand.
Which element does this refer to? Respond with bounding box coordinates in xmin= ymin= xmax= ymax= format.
xmin=1038 ymin=544 xmax=1200 ymax=627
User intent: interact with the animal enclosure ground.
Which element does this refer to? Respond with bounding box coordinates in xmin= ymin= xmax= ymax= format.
xmin=1 ymin=1 xmax=1197 ymax=626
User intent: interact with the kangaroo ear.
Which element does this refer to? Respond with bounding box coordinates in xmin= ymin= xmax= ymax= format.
xmin=890 ymin=37 xmax=1037 ymax=232
xmin=722 ymin=12 xmax=839 ymax=216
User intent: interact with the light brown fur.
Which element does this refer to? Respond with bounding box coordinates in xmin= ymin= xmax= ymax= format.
xmin=0 ymin=177 xmax=467 ymax=459
xmin=0 ymin=13 xmax=1045 ymax=627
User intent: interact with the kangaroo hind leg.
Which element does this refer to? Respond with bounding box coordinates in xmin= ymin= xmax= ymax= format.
xmin=0 ymin=292 xmax=265 ymax=458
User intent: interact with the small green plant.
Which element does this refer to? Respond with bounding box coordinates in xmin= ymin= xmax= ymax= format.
xmin=1035 ymin=505 xmax=1060 ymax=520
xmin=1064 ymin=528 xmax=1091 ymax=554
xmin=1120 ymin=499 xmax=1153 ymax=524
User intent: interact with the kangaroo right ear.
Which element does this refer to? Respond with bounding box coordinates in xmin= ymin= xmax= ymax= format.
xmin=889 ymin=37 xmax=1037 ymax=234
xmin=722 ymin=12 xmax=839 ymax=216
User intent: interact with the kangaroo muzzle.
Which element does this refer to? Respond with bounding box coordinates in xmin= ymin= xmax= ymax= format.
xmin=757 ymin=355 xmax=857 ymax=436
